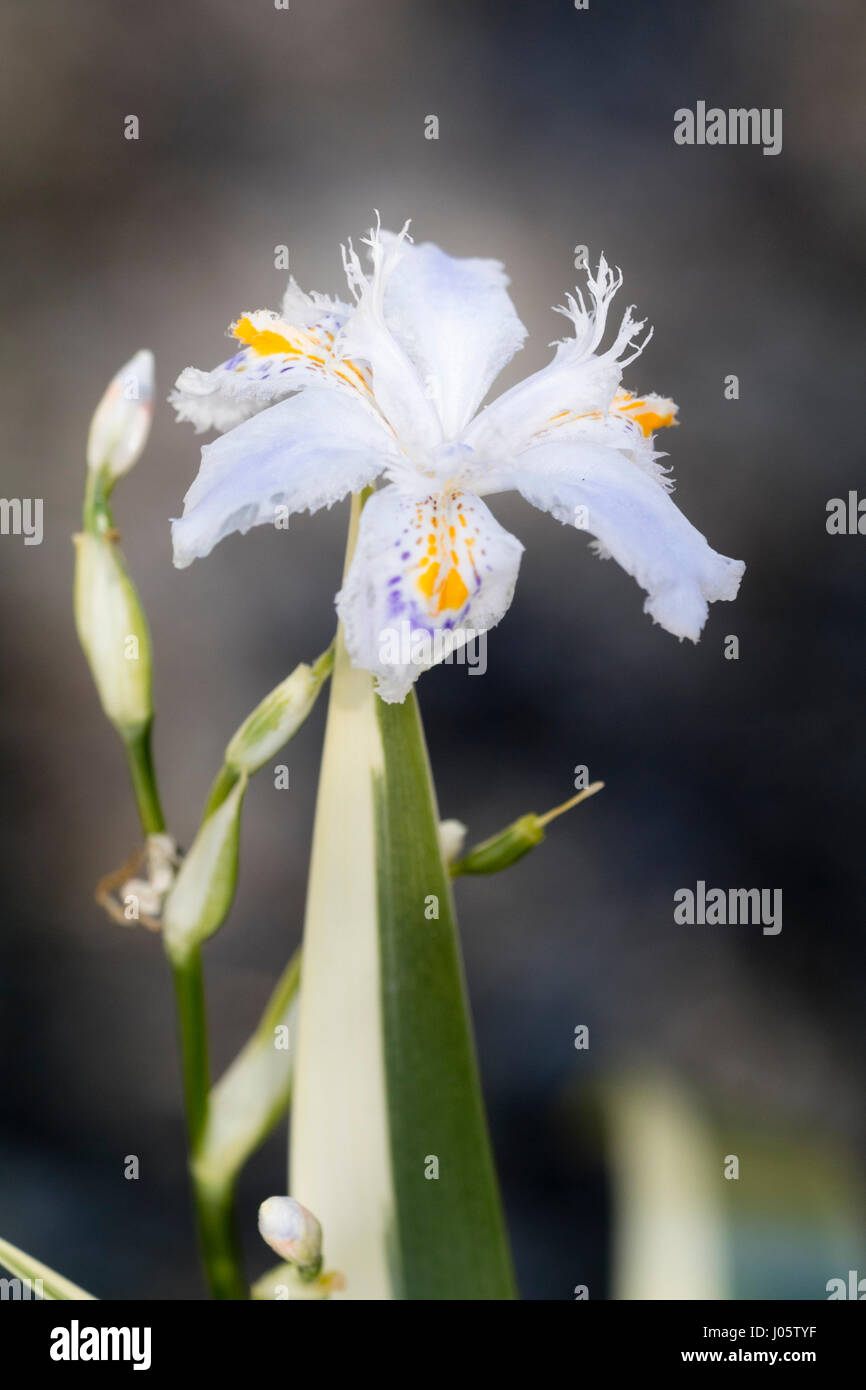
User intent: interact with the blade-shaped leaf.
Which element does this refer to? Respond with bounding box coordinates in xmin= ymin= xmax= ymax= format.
xmin=373 ymin=690 xmax=516 ymax=1298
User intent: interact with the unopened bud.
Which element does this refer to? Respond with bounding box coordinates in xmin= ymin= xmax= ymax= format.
xmin=258 ymin=1197 xmax=322 ymax=1276
xmin=451 ymin=813 xmax=544 ymax=876
xmin=73 ymin=531 xmax=153 ymax=737
xmin=438 ymin=818 xmax=467 ymax=865
xmin=87 ymin=350 xmax=154 ymax=484
xmin=224 ymin=648 xmax=333 ymax=778
xmin=451 ymin=783 xmax=604 ymax=876
xmin=162 ymin=775 xmax=246 ymax=963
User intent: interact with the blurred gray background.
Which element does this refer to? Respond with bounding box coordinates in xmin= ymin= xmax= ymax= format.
xmin=1 ymin=0 xmax=864 ymax=1299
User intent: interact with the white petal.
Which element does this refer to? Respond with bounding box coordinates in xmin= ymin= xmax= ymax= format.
xmin=279 ymin=279 xmax=350 ymax=329
xmin=170 ymin=347 xmax=321 ymax=434
xmin=377 ymin=232 xmax=527 ymax=438
xmin=464 ymin=255 xmax=650 ymax=457
xmin=507 ymin=435 xmax=744 ymax=641
xmin=336 ymin=484 xmax=523 ymax=702
xmin=170 ymin=282 xmax=353 ymax=435
xmin=339 ymin=223 xmax=444 ymax=454
xmin=171 ymin=386 xmax=398 ymax=568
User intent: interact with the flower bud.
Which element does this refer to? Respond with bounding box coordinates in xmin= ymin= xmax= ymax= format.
xmin=73 ymin=530 xmax=154 ymax=738
xmin=450 ymin=813 xmax=544 ymax=876
xmin=87 ymin=350 xmax=154 ymax=484
xmin=162 ymin=775 xmax=246 ymax=963
xmin=438 ymin=818 xmax=467 ymax=865
xmin=224 ymin=650 xmax=333 ymax=778
xmin=257 ymin=1197 xmax=323 ymax=1275
xmin=450 ymin=783 xmax=604 ymax=876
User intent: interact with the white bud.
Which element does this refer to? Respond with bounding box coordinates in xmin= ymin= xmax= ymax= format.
xmin=224 ymin=658 xmax=330 ymax=777
xmin=162 ymin=776 xmax=246 ymax=964
xmin=87 ymin=350 xmax=154 ymax=482
xmin=73 ymin=531 xmax=153 ymax=736
xmin=257 ymin=1196 xmax=322 ymax=1271
xmin=438 ymin=818 xmax=467 ymax=865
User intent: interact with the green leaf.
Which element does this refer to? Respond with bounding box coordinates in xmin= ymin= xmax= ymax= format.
xmin=373 ymin=691 xmax=516 ymax=1298
xmin=0 ymin=1236 xmax=97 ymax=1301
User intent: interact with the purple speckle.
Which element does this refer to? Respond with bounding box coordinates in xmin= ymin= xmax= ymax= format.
xmin=400 ymin=551 xmax=410 ymax=560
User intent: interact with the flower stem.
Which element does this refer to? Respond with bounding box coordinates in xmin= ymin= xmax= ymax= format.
xmin=172 ymin=948 xmax=247 ymax=1299
xmin=171 ymin=950 xmax=210 ymax=1149
xmin=123 ymin=720 xmax=166 ymax=835
xmin=191 ymin=1175 xmax=247 ymax=1301
xmin=124 ymin=711 xmax=246 ymax=1298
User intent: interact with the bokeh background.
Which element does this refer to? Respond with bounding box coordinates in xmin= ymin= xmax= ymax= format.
xmin=1 ymin=0 xmax=864 ymax=1299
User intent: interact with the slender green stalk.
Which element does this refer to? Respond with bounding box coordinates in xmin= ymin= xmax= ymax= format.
xmin=120 ymin=696 xmax=245 ymax=1297
xmin=190 ymin=1176 xmax=247 ymax=1302
xmin=170 ymin=940 xmax=251 ymax=1298
xmin=123 ymin=721 xmax=166 ymax=835
xmin=171 ymin=951 xmax=210 ymax=1149
xmin=203 ymin=763 xmax=239 ymax=821
xmin=171 ymin=948 xmax=247 ymax=1298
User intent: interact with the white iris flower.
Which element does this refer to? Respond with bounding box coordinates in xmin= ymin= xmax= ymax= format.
xmin=171 ymin=219 xmax=744 ymax=702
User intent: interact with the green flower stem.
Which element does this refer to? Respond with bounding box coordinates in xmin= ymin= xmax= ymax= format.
xmin=182 ymin=947 xmax=302 ymax=1300
xmin=171 ymin=950 xmax=210 ymax=1150
xmin=202 ymin=763 xmax=238 ymax=821
xmin=119 ymin=685 xmax=243 ymax=1296
xmin=123 ymin=721 xmax=166 ymax=835
xmin=171 ymin=948 xmax=247 ymax=1299
xmin=78 ymin=418 xmax=247 ymax=1299
xmin=190 ymin=1174 xmax=247 ymax=1302
xmin=117 ymin=672 xmax=246 ymax=1297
